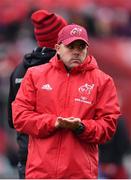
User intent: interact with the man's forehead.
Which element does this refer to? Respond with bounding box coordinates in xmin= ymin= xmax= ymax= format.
xmin=67 ymin=40 xmax=87 ymax=46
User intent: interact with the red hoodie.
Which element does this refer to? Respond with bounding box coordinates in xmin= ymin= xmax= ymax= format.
xmin=12 ymin=55 xmax=120 ymax=179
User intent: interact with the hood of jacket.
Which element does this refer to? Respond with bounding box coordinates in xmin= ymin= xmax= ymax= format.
xmin=23 ymin=47 xmax=56 ymax=69
xmin=50 ymin=54 xmax=99 ymax=73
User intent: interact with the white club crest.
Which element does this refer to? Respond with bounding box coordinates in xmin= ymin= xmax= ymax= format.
xmin=79 ymin=83 xmax=94 ymax=95
xmin=70 ymin=28 xmax=82 ymax=36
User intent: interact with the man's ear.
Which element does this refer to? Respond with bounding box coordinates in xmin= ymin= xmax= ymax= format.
xmin=55 ymin=44 xmax=60 ymax=51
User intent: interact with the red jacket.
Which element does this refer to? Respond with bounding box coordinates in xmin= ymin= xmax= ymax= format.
xmin=12 ymin=55 xmax=120 ymax=179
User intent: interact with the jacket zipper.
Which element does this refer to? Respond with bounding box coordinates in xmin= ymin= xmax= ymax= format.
xmin=63 ymin=73 xmax=70 ymax=114
xmin=55 ymin=132 xmax=62 ymax=178
xmin=55 ymin=72 xmax=70 ymax=178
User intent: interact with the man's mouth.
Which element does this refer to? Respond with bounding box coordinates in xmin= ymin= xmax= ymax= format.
xmin=71 ymin=59 xmax=81 ymax=64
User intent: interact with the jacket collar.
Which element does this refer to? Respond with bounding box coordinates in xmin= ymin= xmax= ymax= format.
xmin=50 ymin=54 xmax=99 ymax=73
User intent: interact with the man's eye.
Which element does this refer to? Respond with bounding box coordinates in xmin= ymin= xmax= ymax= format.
xmin=68 ymin=45 xmax=74 ymax=49
xmin=79 ymin=44 xmax=86 ymax=49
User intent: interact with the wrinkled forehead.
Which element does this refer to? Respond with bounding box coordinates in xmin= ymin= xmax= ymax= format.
xmin=67 ymin=40 xmax=87 ymax=45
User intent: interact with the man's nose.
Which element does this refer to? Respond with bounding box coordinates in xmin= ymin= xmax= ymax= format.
xmin=73 ymin=47 xmax=81 ymax=53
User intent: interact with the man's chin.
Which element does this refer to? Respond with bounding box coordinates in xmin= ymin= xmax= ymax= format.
xmin=70 ymin=63 xmax=80 ymax=69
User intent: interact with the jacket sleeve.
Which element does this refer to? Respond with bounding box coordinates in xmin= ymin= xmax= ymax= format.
xmin=78 ymin=77 xmax=120 ymax=144
xmin=12 ymin=68 xmax=57 ymax=138
xmin=8 ymin=72 xmax=16 ymax=128
xmin=8 ymin=63 xmax=26 ymax=128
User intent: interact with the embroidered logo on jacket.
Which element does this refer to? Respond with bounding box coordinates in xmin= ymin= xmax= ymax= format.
xmin=41 ymin=84 xmax=52 ymax=91
xmin=79 ymin=83 xmax=94 ymax=95
xmin=75 ymin=83 xmax=94 ymax=104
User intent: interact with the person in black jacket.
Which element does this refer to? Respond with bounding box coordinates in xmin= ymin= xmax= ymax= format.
xmin=8 ymin=9 xmax=67 ymax=179
xmin=99 ymin=115 xmax=130 ymax=179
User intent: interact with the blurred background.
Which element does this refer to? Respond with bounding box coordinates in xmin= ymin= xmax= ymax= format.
xmin=0 ymin=0 xmax=131 ymax=178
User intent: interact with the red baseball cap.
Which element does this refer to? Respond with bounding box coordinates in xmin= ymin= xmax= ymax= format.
xmin=57 ymin=24 xmax=89 ymax=46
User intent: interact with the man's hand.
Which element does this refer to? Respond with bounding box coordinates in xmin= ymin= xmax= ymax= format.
xmin=55 ymin=117 xmax=81 ymax=130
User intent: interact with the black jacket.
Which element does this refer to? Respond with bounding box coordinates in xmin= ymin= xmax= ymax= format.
xmin=99 ymin=115 xmax=130 ymax=165
xmin=8 ymin=47 xmax=56 ymax=163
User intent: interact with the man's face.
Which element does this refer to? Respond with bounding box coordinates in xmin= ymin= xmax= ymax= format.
xmin=55 ymin=40 xmax=88 ymax=70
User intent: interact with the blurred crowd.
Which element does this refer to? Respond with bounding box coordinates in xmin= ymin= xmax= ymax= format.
xmin=0 ymin=0 xmax=131 ymax=178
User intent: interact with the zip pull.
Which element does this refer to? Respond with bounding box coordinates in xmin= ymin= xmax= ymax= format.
xmin=67 ymin=73 xmax=70 ymax=77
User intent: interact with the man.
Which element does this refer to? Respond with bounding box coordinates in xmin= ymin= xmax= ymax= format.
xmin=12 ymin=24 xmax=120 ymax=179
xmin=8 ymin=10 xmax=67 ymax=178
